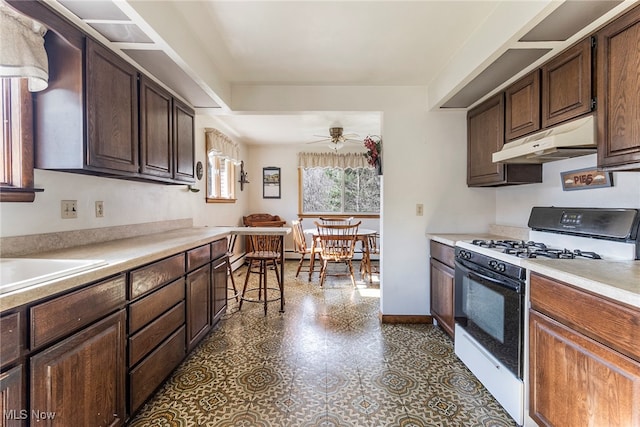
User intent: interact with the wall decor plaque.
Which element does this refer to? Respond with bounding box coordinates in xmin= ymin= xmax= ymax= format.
xmin=263 ymin=167 xmax=281 ymax=199
xmin=561 ymin=167 xmax=613 ymax=191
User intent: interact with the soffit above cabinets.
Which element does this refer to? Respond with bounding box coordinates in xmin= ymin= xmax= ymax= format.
xmin=440 ymin=0 xmax=624 ymax=110
xmin=55 ymin=0 xmax=221 ymax=109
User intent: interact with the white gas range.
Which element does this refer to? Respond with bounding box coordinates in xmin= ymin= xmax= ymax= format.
xmin=453 ymin=207 xmax=640 ymax=426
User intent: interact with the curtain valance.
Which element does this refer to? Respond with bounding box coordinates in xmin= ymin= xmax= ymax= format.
xmin=298 ymin=152 xmax=371 ymax=169
xmin=0 ymin=2 xmax=48 ymax=92
xmin=205 ymin=128 xmax=240 ymax=164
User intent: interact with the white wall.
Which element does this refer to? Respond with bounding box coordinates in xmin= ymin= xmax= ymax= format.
xmin=496 ymin=154 xmax=640 ymax=226
xmin=230 ymin=85 xmax=497 ymax=316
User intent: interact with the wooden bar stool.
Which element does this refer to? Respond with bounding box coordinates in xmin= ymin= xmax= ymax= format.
xmin=238 ymin=234 xmax=282 ymax=315
xmin=226 ymin=234 xmax=239 ymax=302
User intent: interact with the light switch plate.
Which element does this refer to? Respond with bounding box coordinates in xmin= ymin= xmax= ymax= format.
xmin=416 ymin=203 xmax=424 ymax=216
xmin=61 ymin=200 xmax=77 ymax=219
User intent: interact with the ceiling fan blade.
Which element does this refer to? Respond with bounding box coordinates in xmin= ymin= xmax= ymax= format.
xmin=342 ymin=133 xmax=360 ymax=138
xmin=313 ymin=134 xmax=331 ymax=138
xmin=306 ymin=138 xmax=331 ymax=144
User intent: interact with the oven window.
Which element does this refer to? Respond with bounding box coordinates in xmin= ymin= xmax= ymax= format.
xmin=462 ymin=277 xmax=505 ymax=342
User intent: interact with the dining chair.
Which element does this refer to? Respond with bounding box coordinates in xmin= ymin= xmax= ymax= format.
xmin=314 ymin=221 xmax=361 ymax=287
xmin=239 ymin=233 xmax=282 ymax=315
xmin=319 ymin=216 xmax=354 ymax=225
xmin=360 ymin=232 xmax=380 ymax=281
xmin=291 ymin=219 xmax=322 ymax=281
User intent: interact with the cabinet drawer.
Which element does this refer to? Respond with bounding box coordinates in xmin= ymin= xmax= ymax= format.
xmin=130 ymin=253 xmax=185 ymax=299
xmin=129 ymin=301 xmax=184 ymax=366
xmin=211 ymin=238 xmax=227 ymax=259
xmin=0 ymin=311 xmax=23 ymax=368
xmin=30 ymin=275 xmax=126 ymax=349
xmin=129 ymin=325 xmax=186 ymax=413
xmin=430 ymin=241 xmax=455 ymax=268
xmin=129 ymin=279 xmax=185 ymax=334
xmin=530 ymin=273 xmax=640 ymax=363
xmin=187 ymin=244 xmax=210 ymax=271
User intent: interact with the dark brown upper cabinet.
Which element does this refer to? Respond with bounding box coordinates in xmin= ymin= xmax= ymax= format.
xmin=505 ymin=69 xmax=541 ymax=141
xmin=541 ymin=37 xmax=593 ymax=128
xmin=86 ymin=39 xmax=139 ymax=174
xmin=596 ymin=4 xmax=640 ymax=171
xmin=140 ymin=76 xmax=173 ymax=180
xmin=173 ymin=99 xmax=196 ymax=183
xmin=467 ymin=93 xmax=542 ymax=187
xmin=10 ymin=0 xmax=195 ymax=184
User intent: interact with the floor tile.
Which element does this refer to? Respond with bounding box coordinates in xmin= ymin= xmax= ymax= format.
xmin=128 ymin=261 xmax=516 ymax=426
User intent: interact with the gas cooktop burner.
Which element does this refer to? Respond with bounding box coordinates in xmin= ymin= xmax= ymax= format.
xmin=470 ymin=239 xmax=602 ymax=260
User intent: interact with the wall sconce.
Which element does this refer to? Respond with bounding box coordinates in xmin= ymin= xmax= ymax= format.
xmin=238 ymin=160 xmax=249 ymax=191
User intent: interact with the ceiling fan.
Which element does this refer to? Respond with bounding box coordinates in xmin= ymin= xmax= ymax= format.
xmin=307 ymin=127 xmax=362 ymax=151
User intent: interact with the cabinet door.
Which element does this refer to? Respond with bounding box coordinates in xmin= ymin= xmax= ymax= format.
xmin=467 ymin=93 xmax=506 ymax=186
xmin=173 ymin=98 xmax=195 ymax=183
xmin=596 ymin=5 xmax=640 ymax=170
xmin=467 ymin=93 xmax=542 ymax=187
xmin=541 ymin=37 xmax=592 ymax=128
xmin=529 ymin=310 xmax=640 ymax=427
xmin=505 ymin=69 xmax=541 ymax=140
xmin=186 ymin=265 xmax=211 ymax=351
xmin=30 ymin=309 xmax=126 ymax=427
xmin=211 ymin=256 xmax=228 ymax=324
xmin=140 ymin=76 xmax=173 ymax=179
xmin=0 ymin=365 xmax=25 ymax=427
xmin=86 ymin=39 xmax=139 ymax=173
xmin=430 ymin=258 xmax=455 ymax=338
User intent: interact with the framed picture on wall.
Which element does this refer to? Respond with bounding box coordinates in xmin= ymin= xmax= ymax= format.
xmin=263 ymin=167 xmax=281 ymax=199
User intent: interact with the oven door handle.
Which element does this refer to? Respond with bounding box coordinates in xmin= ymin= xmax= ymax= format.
xmin=455 ymin=260 xmax=522 ymax=293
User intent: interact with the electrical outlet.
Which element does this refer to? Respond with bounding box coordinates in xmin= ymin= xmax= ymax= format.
xmin=95 ymin=201 xmax=104 ymax=217
xmin=61 ymin=200 xmax=77 ymax=219
xmin=416 ymin=203 xmax=424 ymax=216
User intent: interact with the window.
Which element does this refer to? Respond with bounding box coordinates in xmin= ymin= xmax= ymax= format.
xmin=1 ymin=78 xmax=38 ymax=202
xmin=300 ymin=167 xmax=380 ymax=214
xmin=206 ymin=151 xmax=236 ymax=202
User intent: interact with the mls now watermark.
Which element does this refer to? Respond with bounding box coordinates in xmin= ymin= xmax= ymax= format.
xmin=4 ymin=409 xmax=56 ymax=421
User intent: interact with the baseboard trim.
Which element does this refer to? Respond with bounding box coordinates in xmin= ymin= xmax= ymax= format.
xmin=379 ymin=314 xmax=433 ymax=324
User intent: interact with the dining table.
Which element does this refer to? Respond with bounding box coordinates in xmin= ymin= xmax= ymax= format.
xmin=304 ymin=227 xmax=378 ymax=283
xmin=224 ymin=226 xmax=291 ymax=312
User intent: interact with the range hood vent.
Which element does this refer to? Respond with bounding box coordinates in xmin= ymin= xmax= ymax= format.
xmin=493 ymin=115 xmax=596 ymax=164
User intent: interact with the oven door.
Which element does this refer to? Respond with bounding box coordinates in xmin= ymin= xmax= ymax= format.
xmin=455 ymin=258 xmax=524 ymax=378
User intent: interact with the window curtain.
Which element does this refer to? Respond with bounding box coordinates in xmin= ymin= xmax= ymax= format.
xmin=298 ymin=152 xmax=371 ymax=169
xmin=0 ymin=2 xmax=48 ymax=92
xmin=205 ymin=128 xmax=240 ymax=164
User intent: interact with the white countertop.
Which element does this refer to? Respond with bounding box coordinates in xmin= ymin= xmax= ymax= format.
xmin=0 ymin=226 xmax=231 ymax=311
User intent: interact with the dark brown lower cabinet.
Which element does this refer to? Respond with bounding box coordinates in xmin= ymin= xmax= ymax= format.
xmin=129 ymin=326 xmax=186 ymax=414
xmin=0 ymin=365 xmax=25 ymax=427
xmin=529 ymin=273 xmax=640 ymax=426
xmin=529 ymin=311 xmax=640 ymax=427
xmin=30 ymin=309 xmax=126 ymax=427
xmin=186 ymin=265 xmax=211 ymax=351
xmin=429 ymin=258 xmax=455 ymax=337
xmin=211 ymin=256 xmax=228 ymax=324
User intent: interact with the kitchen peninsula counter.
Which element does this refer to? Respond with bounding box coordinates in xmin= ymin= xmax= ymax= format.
xmin=524 ymin=259 xmax=640 ymax=309
xmin=0 ymin=226 xmax=231 ymax=311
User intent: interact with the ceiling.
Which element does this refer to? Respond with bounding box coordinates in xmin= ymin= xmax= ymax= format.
xmin=47 ymin=0 xmax=633 ymax=148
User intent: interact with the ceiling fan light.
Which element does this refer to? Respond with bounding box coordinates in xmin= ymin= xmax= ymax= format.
xmin=329 ymin=141 xmax=344 ymax=151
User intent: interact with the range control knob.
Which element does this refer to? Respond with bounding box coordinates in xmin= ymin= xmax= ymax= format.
xmin=458 ymin=250 xmax=472 ymax=260
xmin=497 ymin=263 xmax=506 ymax=272
xmin=488 ymin=260 xmax=498 ymax=268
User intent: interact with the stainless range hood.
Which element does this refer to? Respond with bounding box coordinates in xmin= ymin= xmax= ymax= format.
xmin=492 ymin=115 xmax=596 ymax=164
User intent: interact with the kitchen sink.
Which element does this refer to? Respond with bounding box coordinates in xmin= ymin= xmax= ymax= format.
xmin=0 ymin=258 xmax=107 ymax=295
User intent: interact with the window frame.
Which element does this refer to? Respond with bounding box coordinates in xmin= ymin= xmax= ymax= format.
xmin=1 ymin=78 xmax=39 ymax=203
xmin=205 ymin=152 xmax=237 ymax=203
xmin=297 ymin=167 xmax=380 ymax=219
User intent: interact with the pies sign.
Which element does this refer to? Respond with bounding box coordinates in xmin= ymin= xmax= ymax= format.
xmin=561 ymin=167 xmax=613 ymax=191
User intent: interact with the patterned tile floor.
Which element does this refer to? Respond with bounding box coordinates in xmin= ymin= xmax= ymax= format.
xmin=129 ymin=261 xmax=517 ymax=427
